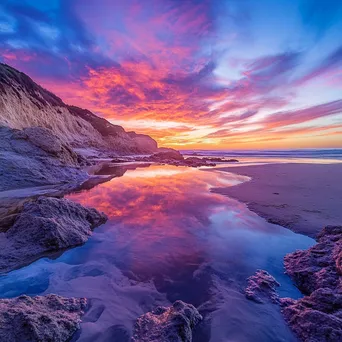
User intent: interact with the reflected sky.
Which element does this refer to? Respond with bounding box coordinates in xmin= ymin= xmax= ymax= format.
xmin=0 ymin=165 xmax=314 ymax=341
xmin=65 ymin=165 xmax=313 ymax=288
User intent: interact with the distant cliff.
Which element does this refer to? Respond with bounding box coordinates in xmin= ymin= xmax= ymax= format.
xmin=0 ymin=63 xmax=158 ymax=155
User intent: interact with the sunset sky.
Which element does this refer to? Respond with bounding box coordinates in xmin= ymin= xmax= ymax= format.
xmin=1 ymin=0 xmax=342 ymax=149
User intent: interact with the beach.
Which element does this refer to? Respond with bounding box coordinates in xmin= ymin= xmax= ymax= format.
xmin=213 ymin=163 xmax=342 ymax=238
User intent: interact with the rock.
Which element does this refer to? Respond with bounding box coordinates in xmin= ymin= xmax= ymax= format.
xmin=202 ymin=157 xmax=239 ymax=163
xmin=0 ymin=294 xmax=86 ymax=342
xmin=150 ymin=150 xmax=184 ymax=161
xmin=131 ymin=300 xmax=202 ymax=342
xmin=281 ymin=288 xmax=342 ymax=342
xmin=132 ymin=152 xmax=219 ymax=168
xmin=0 ymin=196 xmax=107 ymax=274
xmin=282 ymin=225 xmax=342 ymax=342
xmin=284 ymin=225 xmax=342 ymax=295
xmin=0 ymin=126 xmax=88 ymax=191
xmin=245 ymin=270 xmax=280 ymax=304
xmin=185 ymin=157 xmax=216 ymax=167
xmin=242 ymin=227 xmax=342 ymax=341
xmin=111 ymin=157 xmax=132 ymax=163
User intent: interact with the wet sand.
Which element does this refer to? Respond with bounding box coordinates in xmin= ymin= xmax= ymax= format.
xmin=212 ymin=163 xmax=342 ymax=238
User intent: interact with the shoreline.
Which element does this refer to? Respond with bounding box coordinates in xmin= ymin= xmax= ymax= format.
xmin=212 ymin=162 xmax=342 ymax=238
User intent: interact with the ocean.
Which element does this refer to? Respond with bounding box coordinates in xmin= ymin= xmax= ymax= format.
xmin=181 ymin=148 xmax=342 ymax=164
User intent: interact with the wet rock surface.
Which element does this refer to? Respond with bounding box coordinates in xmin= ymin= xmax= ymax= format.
xmin=0 ymin=126 xmax=88 ymax=191
xmin=201 ymin=157 xmax=239 ymax=163
xmin=281 ymin=225 xmax=342 ymax=342
xmin=0 ymin=294 xmax=86 ymax=342
xmin=280 ymin=288 xmax=342 ymax=342
xmin=245 ymin=270 xmax=280 ymax=304
xmin=130 ymin=150 xmax=239 ymax=168
xmin=244 ymin=227 xmax=342 ymax=341
xmin=0 ymin=196 xmax=107 ymax=274
xmin=131 ymin=300 xmax=202 ymax=342
xmin=284 ymin=225 xmax=342 ymax=295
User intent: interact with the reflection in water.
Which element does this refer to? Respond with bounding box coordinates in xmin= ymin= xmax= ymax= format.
xmin=0 ymin=165 xmax=314 ymax=342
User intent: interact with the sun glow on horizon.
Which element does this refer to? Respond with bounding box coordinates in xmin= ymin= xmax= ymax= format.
xmin=1 ymin=0 xmax=342 ymax=148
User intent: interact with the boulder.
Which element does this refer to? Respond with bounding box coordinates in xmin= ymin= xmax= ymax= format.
xmin=0 ymin=126 xmax=88 ymax=191
xmin=284 ymin=225 xmax=342 ymax=295
xmin=132 ymin=300 xmax=202 ymax=342
xmin=245 ymin=269 xmax=280 ymax=304
xmin=281 ymin=288 xmax=342 ymax=342
xmin=244 ymin=227 xmax=342 ymax=341
xmin=0 ymin=196 xmax=107 ymax=274
xmin=0 ymin=294 xmax=86 ymax=342
xmin=150 ymin=150 xmax=184 ymax=161
xmin=185 ymin=157 xmax=216 ymax=167
xmin=202 ymin=157 xmax=239 ymax=163
xmin=281 ymin=225 xmax=342 ymax=341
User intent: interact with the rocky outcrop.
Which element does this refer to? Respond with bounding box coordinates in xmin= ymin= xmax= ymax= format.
xmin=150 ymin=150 xmax=184 ymax=161
xmin=127 ymin=151 xmax=240 ymax=167
xmin=132 ymin=150 xmax=220 ymax=167
xmin=0 ymin=294 xmax=86 ymax=342
xmin=284 ymin=225 xmax=341 ymax=295
xmin=0 ymin=126 xmax=88 ymax=191
xmin=0 ymin=63 xmax=158 ymax=155
xmin=281 ymin=225 xmax=342 ymax=342
xmin=281 ymin=289 xmax=342 ymax=342
xmin=201 ymin=157 xmax=239 ymax=163
xmin=245 ymin=270 xmax=280 ymax=304
xmin=0 ymin=196 xmax=107 ymax=274
xmin=131 ymin=300 xmax=202 ymax=342
xmin=245 ymin=226 xmax=342 ymax=342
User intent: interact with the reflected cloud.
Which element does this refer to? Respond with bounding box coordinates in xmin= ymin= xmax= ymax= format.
xmin=66 ymin=165 xmax=285 ymax=277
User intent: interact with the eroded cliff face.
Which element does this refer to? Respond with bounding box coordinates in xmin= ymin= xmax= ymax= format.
xmin=0 ymin=63 xmax=158 ymax=155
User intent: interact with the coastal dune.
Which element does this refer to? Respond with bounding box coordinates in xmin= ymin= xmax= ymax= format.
xmin=213 ymin=163 xmax=342 ymax=238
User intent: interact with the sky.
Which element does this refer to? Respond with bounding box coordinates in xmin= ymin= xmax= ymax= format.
xmin=1 ymin=0 xmax=342 ymax=149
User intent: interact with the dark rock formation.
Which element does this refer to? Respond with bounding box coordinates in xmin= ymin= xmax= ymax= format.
xmin=202 ymin=157 xmax=239 ymax=163
xmin=149 ymin=150 xmax=184 ymax=161
xmin=245 ymin=270 xmax=280 ymax=304
xmin=281 ymin=225 xmax=342 ymax=342
xmin=0 ymin=196 xmax=107 ymax=274
xmin=131 ymin=300 xmax=202 ymax=342
xmin=0 ymin=63 xmax=158 ymax=155
xmin=244 ymin=227 xmax=342 ymax=341
xmin=280 ymin=289 xmax=342 ymax=342
xmin=133 ymin=150 xmax=219 ymax=168
xmin=184 ymin=157 xmax=216 ymax=167
xmin=0 ymin=294 xmax=86 ymax=342
xmin=284 ymin=225 xmax=341 ymax=295
xmin=0 ymin=126 xmax=88 ymax=191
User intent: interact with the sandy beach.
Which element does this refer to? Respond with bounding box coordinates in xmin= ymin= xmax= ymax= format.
xmin=213 ymin=163 xmax=342 ymax=238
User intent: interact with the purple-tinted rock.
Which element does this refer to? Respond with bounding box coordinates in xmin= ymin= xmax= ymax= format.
xmin=150 ymin=150 xmax=184 ymax=161
xmin=245 ymin=270 xmax=280 ymax=304
xmin=0 ymin=294 xmax=86 ymax=342
xmin=284 ymin=225 xmax=342 ymax=295
xmin=131 ymin=300 xmax=202 ymax=342
xmin=132 ymin=151 xmax=218 ymax=168
xmin=282 ymin=225 xmax=342 ymax=342
xmin=0 ymin=196 xmax=107 ymax=274
xmin=202 ymin=157 xmax=239 ymax=163
xmin=184 ymin=157 xmax=216 ymax=167
xmin=281 ymin=288 xmax=342 ymax=342
xmin=0 ymin=126 xmax=88 ymax=191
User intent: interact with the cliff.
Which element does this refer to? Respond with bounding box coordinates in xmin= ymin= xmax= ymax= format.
xmin=0 ymin=63 xmax=158 ymax=156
